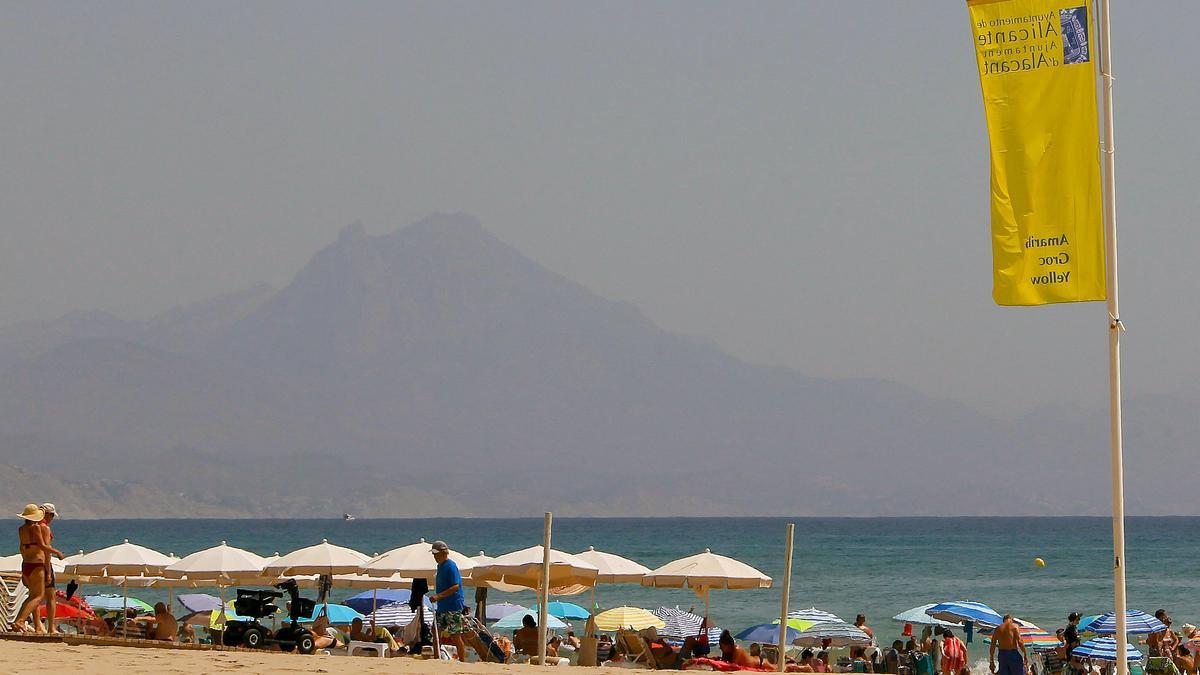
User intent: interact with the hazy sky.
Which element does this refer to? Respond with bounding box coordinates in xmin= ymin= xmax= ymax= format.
xmin=2 ymin=1 xmax=1197 ymax=417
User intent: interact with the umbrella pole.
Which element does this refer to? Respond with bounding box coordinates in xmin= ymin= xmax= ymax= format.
xmin=123 ymin=583 xmax=128 ymax=639
xmin=539 ymin=511 xmax=552 ymax=666
xmin=371 ymin=589 xmax=377 ymax=630
xmin=590 ymin=586 xmax=597 ymax=638
xmin=777 ymin=523 xmax=796 ymax=672
xmin=704 ymin=587 xmax=710 ymax=626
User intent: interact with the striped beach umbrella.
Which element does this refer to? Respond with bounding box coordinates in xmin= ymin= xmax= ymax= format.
xmin=793 ymin=621 xmax=873 ymax=648
xmin=925 ymin=601 xmax=1003 ymax=629
xmin=1087 ymin=611 xmax=1167 ymax=636
xmin=364 ymin=601 xmax=432 ymax=627
xmin=1073 ymin=637 xmax=1143 ymax=662
xmin=654 ymin=607 xmax=704 ymax=638
xmin=894 ymin=604 xmax=960 ymax=627
xmin=790 ymin=608 xmax=842 ymax=623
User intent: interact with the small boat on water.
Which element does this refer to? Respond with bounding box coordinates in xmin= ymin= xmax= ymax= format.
xmin=343 ymin=513 xmax=355 ymax=521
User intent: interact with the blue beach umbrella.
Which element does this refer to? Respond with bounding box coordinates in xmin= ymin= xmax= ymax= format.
xmin=528 ymin=601 xmax=590 ymax=620
xmin=1087 ymin=611 xmax=1166 ymax=636
xmin=86 ymin=594 xmax=153 ymax=614
xmin=299 ymin=603 xmax=364 ymax=624
xmin=493 ymin=610 xmax=567 ymax=631
xmin=1078 ymin=615 xmax=1102 ymax=633
xmin=925 ymin=601 xmax=1003 ymax=628
xmin=894 ymin=604 xmax=960 ymax=627
xmin=737 ymin=622 xmax=804 ymax=643
xmin=344 ymin=589 xmax=430 ymax=614
xmin=1073 ymin=637 xmax=1143 ymax=662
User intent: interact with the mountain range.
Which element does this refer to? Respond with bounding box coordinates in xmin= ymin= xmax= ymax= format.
xmin=1 ymin=213 xmax=1195 ymax=517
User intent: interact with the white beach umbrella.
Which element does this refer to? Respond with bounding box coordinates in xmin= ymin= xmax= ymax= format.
xmin=63 ymin=540 xmax=176 ymax=639
xmin=65 ymin=540 xmax=176 ymax=577
xmin=575 ymin=546 xmax=651 ymax=584
xmin=0 ymin=553 xmax=66 ymax=575
xmin=573 ymin=546 xmax=651 ymax=630
xmin=262 ymin=539 xmax=368 ymax=576
xmin=470 ymin=545 xmax=599 ymax=589
xmin=360 ymin=539 xmax=475 ymax=580
xmin=289 ymin=573 xmax=414 ymax=590
xmin=641 ymin=548 xmax=772 ymax=621
xmin=470 ymin=552 xmax=525 ymax=592
xmin=164 ymin=541 xmax=267 ymax=583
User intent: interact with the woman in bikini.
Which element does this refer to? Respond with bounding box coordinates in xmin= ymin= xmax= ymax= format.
xmin=13 ymin=504 xmax=63 ymax=632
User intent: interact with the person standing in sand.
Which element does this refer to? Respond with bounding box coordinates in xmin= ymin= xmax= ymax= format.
xmin=39 ymin=503 xmax=63 ymax=634
xmin=13 ymin=504 xmax=62 ymax=633
xmin=990 ymin=615 xmax=1030 ymax=675
xmin=428 ymin=540 xmax=468 ymax=662
xmin=942 ymin=629 xmax=967 ymax=675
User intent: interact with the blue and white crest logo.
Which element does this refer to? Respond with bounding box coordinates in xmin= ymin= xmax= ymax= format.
xmin=1060 ymin=7 xmax=1090 ymax=64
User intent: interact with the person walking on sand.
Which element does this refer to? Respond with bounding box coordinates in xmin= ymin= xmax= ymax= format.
xmin=13 ymin=504 xmax=63 ymax=633
xmin=429 ymin=540 xmax=468 ymax=662
xmin=991 ymin=615 xmax=1030 ymax=675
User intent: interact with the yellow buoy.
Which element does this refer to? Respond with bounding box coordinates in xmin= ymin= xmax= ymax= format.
xmin=1034 ymin=557 xmax=1046 ymax=567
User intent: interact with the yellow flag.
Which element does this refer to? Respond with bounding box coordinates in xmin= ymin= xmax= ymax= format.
xmin=968 ymin=0 xmax=1105 ymax=305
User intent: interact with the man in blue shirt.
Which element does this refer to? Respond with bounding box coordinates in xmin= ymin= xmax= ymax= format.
xmin=429 ymin=540 xmax=468 ymax=661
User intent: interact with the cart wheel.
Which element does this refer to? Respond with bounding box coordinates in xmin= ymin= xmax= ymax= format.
xmin=295 ymin=630 xmax=315 ymax=655
xmin=242 ymin=627 xmax=264 ymax=649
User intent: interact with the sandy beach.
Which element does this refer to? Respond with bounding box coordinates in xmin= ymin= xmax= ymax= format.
xmin=0 ymin=639 xmax=634 ymax=675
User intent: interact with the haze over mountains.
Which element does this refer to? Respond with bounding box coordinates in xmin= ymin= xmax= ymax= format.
xmin=0 ymin=214 xmax=1195 ymax=518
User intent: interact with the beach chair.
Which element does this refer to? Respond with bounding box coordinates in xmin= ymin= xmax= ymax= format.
xmin=618 ymin=630 xmax=661 ymax=669
xmin=1145 ymin=657 xmax=1181 ymax=675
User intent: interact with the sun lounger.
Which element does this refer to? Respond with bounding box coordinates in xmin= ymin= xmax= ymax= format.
xmin=619 ymin=630 xmax=662 ymax=669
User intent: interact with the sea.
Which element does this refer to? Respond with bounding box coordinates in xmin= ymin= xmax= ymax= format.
xmin=39 ymin=516 xmax=1199 ymax=658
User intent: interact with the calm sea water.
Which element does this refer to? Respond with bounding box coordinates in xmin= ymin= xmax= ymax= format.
xmin=33 ymin=517 xmax=1199 ymax=656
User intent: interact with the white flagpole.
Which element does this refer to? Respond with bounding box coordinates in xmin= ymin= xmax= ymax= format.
xmin=1096 ymin=0 xmax=1128 ymax=672
xmin=538 ymin=512 xmax=552 ymax=666
xmin=776 ymin=523 xmax=795 ymax=672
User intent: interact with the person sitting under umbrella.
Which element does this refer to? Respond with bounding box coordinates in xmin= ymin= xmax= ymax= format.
xmin=718 ymin=629 xmax=760 ymax=669
xmin=514 ymin=614 xmax=540 ymax=657
xmin=150 ymin=602 xmax=177 ymax=642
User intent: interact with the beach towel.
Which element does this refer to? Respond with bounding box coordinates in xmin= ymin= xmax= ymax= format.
xmin=684 ymin=657 xmax=775 ymax=672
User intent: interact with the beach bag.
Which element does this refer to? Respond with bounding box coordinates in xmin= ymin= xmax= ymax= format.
xmin=915 ymin=653 xmax=935 ymax=675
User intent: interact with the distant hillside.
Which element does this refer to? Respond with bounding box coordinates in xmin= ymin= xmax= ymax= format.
xmin=0 ymin=214 xmax=1192 ymax=517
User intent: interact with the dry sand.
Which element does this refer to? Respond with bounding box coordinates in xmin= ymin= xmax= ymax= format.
xmin=0 ymin=639 xmax=637 ymax=674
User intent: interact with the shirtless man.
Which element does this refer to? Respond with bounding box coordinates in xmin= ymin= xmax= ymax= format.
xmin=13 ymin=504 xmax=63 ymax=633
xmin=990 ymin=615 xmax=1030 ymax=675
